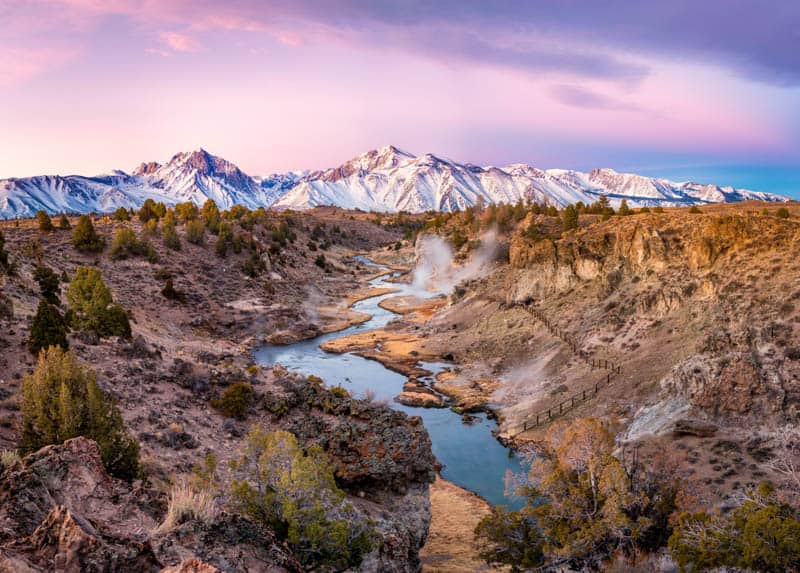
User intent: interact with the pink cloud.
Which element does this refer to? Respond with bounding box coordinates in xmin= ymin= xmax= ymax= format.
xmin=159 ymin=31 xmax=201 ymax=53
xmin=0 ymin=47 xmax=77 ymax=87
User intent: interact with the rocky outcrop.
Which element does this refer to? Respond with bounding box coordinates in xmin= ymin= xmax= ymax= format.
xmin=0 ymin=438 xmax=300 ymax=573
xmin=268 ymin=375 xmax=436 ymax=491
xmin=264 ymin=374 xmax=437 ymax=572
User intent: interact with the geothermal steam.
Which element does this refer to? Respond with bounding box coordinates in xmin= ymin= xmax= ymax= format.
xmin=412 ymin=231 xmax=500 ymax=294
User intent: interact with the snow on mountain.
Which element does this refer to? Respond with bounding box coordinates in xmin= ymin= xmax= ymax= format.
xmin=0 ymin=146 xmax=788 ymax=219
xmin=273 ymin=146 xmax=788 ymax=212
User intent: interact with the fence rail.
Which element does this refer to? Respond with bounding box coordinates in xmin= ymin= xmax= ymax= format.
xmin=506 ymin=304 xmax=623 ymax=436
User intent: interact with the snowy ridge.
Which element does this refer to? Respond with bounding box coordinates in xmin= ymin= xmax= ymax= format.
xmin=0 ymin=146 xmax=788 ymax=219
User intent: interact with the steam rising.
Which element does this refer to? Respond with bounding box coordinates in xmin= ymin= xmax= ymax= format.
xmin=412 ymin=231 xmax=501 ymax=294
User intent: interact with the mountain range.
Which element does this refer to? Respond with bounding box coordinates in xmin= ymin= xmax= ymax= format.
xmin=0 ymin=146 xmax=788 ymax=219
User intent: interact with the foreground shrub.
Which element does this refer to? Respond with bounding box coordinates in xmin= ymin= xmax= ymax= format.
xmin=229 ymin=428 xmax=374 ymax=570
xmin=66 ymin=266 xmax=131 ymax=338
xmin=20 ymin=347 xmax=140 ymax=480
xmin=72 ymin=215 xmax=105 ymax=252
xmin=28 ymin=299 xmax=68 ymax=354
xmin=475 ymin=418 xmax=683 ymax=571
xmin=776 ymin=207 xmax=791 ymax=219
xmin=669 ymin=482 xmax=800 ymax=573
xmin=112 ymin=207 xmax=130 ymax=221
xmin=210 ymin=383 xmax=256 ymax=419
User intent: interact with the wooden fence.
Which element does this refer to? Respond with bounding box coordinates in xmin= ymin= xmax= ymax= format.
xmin=506 ymin=304 xmax=623 ymax=436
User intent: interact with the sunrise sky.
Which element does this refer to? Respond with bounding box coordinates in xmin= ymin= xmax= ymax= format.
xmin=1 ymin=1 xmax=798 ymax=195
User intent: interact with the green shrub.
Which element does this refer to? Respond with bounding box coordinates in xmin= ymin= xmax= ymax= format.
xmin=143 ymin=218 xmax=159 ymax=237
xmin=0 ymin=230 xmax=9 ymax=270
xmin=33 ymin=265 xmax=60 ymax=304
xmin=175 ymin=201 xmax=199 ymax=223
xmin=201 ymin=199 xmax=220 ymax=233
xmin=66 ymin=266 xmax=131 ymax=338
xmin=653 ymin=206 xmax=665 ymax=213
xmin=185 ymin=219 xmax=205 ymax=245
xmin=669 ymin=482 xmax=800 ymax=572
xmin=210 ymin=383 xmax=256 ymax=419
xmin=28 ymin=299 xmax=68 ymax=354
xmin=37 ymin=210 xmax=54 ymax=232
xmin=72 ymin=215 xmax=105 ymax=252
xmin=58 ymin=214 xmax=71 ymax=230
xmin=617 ymin=199 xmax=632 ymax=216
xmin=109 ymin=227 xmax=152 ymax=260
xmin=314 ymin=254 xmax=327 ymax=268
xmin=163 ymin=220 xmax=181 ymax=251
xmin=229 ymin=428 xmax=374 ymax=570
xmin=20 ymin=347 xmax=140 ymax=480
xmin=776 ymin=207 xmax=790 ymax=219
xmin=112 ymin=207 xmax=130 ymax=221
xmin=689 ymin=205 xmax=702 ymax=214
xmin=215 ymin=222 xmax=233 ymax=257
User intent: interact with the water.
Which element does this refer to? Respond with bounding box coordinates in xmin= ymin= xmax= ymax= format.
xmin=254 ymin=256 xmax=525 ymax=508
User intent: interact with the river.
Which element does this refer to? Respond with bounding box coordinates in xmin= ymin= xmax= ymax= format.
xmin=254 ymin=256 xmax=524 ymax=508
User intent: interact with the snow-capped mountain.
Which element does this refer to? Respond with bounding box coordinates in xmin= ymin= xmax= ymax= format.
xmin=272 ymin=146 xmax=787 ymax=212
xmin=0 ymin=146 xmax=788 ymax=219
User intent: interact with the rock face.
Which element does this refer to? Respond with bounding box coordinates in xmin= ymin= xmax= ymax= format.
xmin=265 ymin=375 xmax=437 ymax=572
xmin=0 ymin=438 xmax=301 ymax=573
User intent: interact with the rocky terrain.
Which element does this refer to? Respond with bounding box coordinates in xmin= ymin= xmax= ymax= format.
xmin=406 ymin=202 xmax=800 ymax=504
xmin=0 ymin=208 xmax=437 ymax=571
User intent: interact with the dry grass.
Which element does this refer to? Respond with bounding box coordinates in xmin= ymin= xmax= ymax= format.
xmin=157 ymin=481 xmax=217 ymax=533
xmin=0 ymin=449 xmax=21 ymax=469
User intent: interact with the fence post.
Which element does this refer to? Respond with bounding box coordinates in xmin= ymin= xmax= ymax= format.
xmin=582 ymin=389 xmax=586 ymax=400
xmin=606 ymin=373 xmax=610 ymax=385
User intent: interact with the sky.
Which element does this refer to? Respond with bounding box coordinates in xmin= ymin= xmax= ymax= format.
xmin=0 ymin=0 xmax=799 ymax=196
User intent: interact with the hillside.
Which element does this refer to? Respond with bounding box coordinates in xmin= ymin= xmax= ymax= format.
xmin=410 ymin=202 xmax=799 ymax=506
xmin=0 ymin=208 xmax=436 ymax=572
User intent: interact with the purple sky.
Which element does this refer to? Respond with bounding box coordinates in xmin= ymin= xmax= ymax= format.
xmin=1 ymin=0 xmax=799 ymax=194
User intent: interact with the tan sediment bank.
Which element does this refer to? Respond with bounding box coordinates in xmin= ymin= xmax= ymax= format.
xmin=421 ymin=477 xmax=504 ymax=573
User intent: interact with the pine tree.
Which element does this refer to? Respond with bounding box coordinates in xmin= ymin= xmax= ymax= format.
xmin=36 ymin=210 xmax=54 ymax=232
xmin=0 ymin=230 xmax=9 ymax=271
xmin=72 ymin=215 xmax=104 ymax=252
xmin=562 ymin=204 xmax=579 ymax=231
xmin=33 ymin=265 xmax=60 ymax=304
xmin=20 ymin=347 xmax=140 ymax=480
xmin=58 ymin=214 xmax=71 ymax=230
xmin=618 ymin=199 xmax=632 ymax=216
xmin=28 ymin=299 xmax=68 ymax=354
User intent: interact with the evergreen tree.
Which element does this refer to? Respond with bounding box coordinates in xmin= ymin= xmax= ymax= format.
xmin=28 ymin=299 xmax=68 ymax=354
xmin=20 ymin=347 xmax=140 ymax=480
xmin=162 ymin=212 xmax=181 ymax=251
xmin=112 ymin=207 xmax=130 ymax=221
xmin=201 ymin=199 xmax=221 ymax=233
xmin=138 ymin=198 xmax=158 ymax=223
xmin=33 ymin=265 xmax=60 ymax=304
xmin=562 ymin=204 xmax=579 ymax=231
xmin=72 ymin=215 xmax=104 ymax=252
xmin=0 ymin=230 xmax=9 ymax=271
xmin=58 ymin=214 xmax=71 ymax=230
xmin=66 ymin=266 xmax=131 ymax=338
xmin=36 ymin=210 xmax=54 ymax=232
xmin=618 ymin=199 xmax=632 ymax=216
xmin=185 ymin=219 xmax=205 ymax=245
